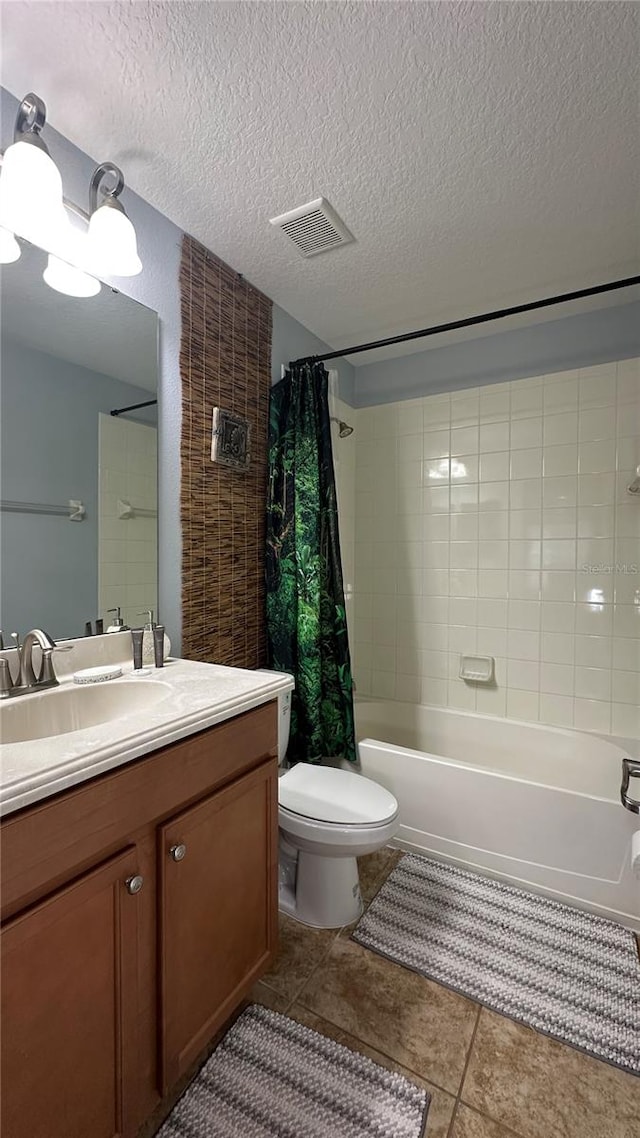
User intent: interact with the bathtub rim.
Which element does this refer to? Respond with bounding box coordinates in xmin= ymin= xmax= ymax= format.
xmin=358 ymin=735 xmax=625 ymax=807
xmin=354 ymin=698 xmax=630 ymax=806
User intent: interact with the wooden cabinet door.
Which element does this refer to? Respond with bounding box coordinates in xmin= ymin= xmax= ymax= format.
xmin=1 ymin=847 xmax=141 ymax=1138
xmin=159 ymin=758 xmax=278 ymax=1089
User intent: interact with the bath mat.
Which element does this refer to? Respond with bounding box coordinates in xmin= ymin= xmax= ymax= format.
xmin=158 ymin=1004 xmax=430 ymax=1138
xmin=353 ymin=853 xmax=640 ymax=1075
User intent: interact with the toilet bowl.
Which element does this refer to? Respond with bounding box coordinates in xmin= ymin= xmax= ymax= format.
xmin=278 ymin=763 xmax=399 ymax=928
xmin=255 ymin=677 xmax=399 ymax=929
xmin=255 ymin=673 xmax=398 ymax=924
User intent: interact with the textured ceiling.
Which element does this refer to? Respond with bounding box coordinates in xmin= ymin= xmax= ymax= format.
xmin=1 ymin=1 xmax=639 ymax=363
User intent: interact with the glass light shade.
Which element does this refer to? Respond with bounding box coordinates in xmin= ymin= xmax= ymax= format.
xmin=43 ymin=254 xmax=101 ymax=298
xmin=0 ymin=226 xmax=20 ymax=264
xmin=0 ymin=139 xmax=70 ymax=254
xmin=87 ymin=201 xmax=142 ymax=276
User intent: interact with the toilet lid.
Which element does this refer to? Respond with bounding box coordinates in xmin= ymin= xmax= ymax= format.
xmin=278 ymin=764 xmax=398 ymax=825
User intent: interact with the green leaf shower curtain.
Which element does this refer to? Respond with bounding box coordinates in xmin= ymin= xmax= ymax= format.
xmin=266 ymin=362 xmax=356 ymax=764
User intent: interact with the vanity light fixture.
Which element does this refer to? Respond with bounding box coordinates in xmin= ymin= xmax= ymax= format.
xmin=87 ymin=162 xmax=142 ymax=277
xmin=0 ymin=93 xmax=70 ymax=257
xmin=0 ymin=92 xmax=142 ymax=294
xmin=41 ymin=214 xmax=102 ymax=297
xmin=43 ymin=254 xmax=101 ymax=298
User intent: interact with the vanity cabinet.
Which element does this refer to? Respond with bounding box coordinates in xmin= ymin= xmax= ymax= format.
xmin=1 ymin=846 xmax=141 ymax=1138
xmin=0 ymin=701 xmax=278 ymax=1138
xmin=160 ymin=761 xmax=276 ymax=1090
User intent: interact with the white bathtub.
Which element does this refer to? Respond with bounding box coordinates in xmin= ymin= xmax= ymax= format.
xmin=355 ymin=700 xmax=640 ymax=931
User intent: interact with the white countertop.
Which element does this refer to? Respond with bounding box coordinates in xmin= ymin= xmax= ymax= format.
xmin=0 ymin=634 xmax=293 ymax=817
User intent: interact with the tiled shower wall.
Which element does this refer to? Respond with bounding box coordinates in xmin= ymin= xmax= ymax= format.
xmin=350 ymin=359 xmax=640 ymax=738
xmin=98 ymin=413 xmax=158 ymax=630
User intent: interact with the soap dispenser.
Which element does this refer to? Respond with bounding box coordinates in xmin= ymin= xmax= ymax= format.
xmin=106 ymin=607 xmax=130 ymax=633
xmin=138 ymin=610 xmax=170 ymax=666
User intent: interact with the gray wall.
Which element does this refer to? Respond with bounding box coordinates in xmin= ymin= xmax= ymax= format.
xmin=353 ymin=300 xmax=640 ymax=406
xmin=272 ymin=304 xmax=355 ymax=404
xmin=1 ymin=88 xmax=183 ymax=645
xmin=0 ymin=339 xmax=156 ymax=639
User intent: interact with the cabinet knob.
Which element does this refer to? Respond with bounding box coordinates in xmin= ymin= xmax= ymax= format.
xmin=125 ymin=874 xmax=144 ymax=895
xmin=169 ymin=843 xmax=187 ymax=862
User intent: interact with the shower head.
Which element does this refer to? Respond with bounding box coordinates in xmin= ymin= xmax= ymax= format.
xmin=627 ymin=465 xmax=640 ymax=495
xmin=331 ymin=416 xmax=354 ymax=438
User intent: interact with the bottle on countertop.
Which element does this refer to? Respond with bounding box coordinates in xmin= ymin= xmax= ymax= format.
xmin=106 ymin=607 xmax=130 ymax=633
xmin=152 ymin=625 xmax=166 ymax=668
xmin=138 ymin=610 xmax=171 ymax=666
xmin=131 ymin=628 xmax=144 ymax=672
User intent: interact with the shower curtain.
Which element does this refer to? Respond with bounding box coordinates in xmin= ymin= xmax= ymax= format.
xmin=265 ymin=361 xmax=356 ymax=764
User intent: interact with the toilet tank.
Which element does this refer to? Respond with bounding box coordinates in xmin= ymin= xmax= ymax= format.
xmin=276 ymin=689 xmax=292 ymax=765
xmin=254 ymin=671 xmax=292 ymax=765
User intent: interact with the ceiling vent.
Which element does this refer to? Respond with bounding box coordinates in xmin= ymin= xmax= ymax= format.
xmin=270 ymin=197 xmax=354 ymax=258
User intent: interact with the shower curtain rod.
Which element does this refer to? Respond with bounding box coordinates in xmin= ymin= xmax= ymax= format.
xmin=289 ymin=276 xmax=640 ymax=367
xmin=110 ymin=399 xmax=158 ymax=417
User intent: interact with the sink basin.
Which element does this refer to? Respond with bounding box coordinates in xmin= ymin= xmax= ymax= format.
xmin=0 ymin=679 xmax=172 ymax=744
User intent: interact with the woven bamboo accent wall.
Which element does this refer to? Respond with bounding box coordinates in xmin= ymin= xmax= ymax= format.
xmin=179 ymin=234 xmax=272 ymax=666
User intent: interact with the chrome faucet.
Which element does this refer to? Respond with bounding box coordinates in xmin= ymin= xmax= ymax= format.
xmin=20 ymin=629 xmax=58 ymax=687
xmin=0 ymin=628 xmax=70 ymax=699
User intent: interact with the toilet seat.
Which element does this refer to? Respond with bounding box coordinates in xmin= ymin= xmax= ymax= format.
xmin=278 ymin=764 xmax=398 ymax=826
xmin=279 ymin=804 xmax=397 ymax=839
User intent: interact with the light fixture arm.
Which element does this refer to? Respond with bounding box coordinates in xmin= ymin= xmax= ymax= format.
xmin=13 ymin=92 xmax=50 ymax=154
xmin=14 ymin=92 xmax=47 ymax=140
xmin=89 ymin=162 xmax=125 ymax=214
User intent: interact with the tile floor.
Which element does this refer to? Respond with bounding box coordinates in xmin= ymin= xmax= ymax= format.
xmin=248 ymin=848 xmax=640 ymax=1138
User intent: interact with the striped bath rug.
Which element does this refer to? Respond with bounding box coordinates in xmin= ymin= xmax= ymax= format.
xmin=158 ymin=1004 xmax=429 ymax=1138
xmin=353 ymin=853 xmax=640 ymax=1075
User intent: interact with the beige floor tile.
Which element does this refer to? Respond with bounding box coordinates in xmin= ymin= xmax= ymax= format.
xmin=358 ymin=847 xmax=404 ymax=902
xmin=339 ymin=904 xmax=374 ymax=941
xmin=288 ymin=1004 xmax=456 ymax=1138
xmin=450 ymin=1104 xmax=522 ymax=1138
xmin=297 ymin=934 xmax=478 ymax=1095
xmin=259 ymin=913 xmax=338 ymax=1002
xmin=462 ymin=1009 xmax=640 ymax=1138
xmin=383 ymin=847 xmax=405 ymax=874
xmin=335 ymin=848 xmax=405 ymax=938
xmin=247 ymin=980 xmax=291 ymax=1013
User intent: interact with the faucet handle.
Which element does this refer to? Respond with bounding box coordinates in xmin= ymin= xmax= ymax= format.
xmin=0 ymin=658 xmax=14 ymax=695
xmin=39 ymin=648 xmax=56 ymax=685
xmin=45 ymin=642 xmax=74 ymax=678
xmin=41 ymin=645 xmax=69 ymax=686
xmin=10 ymin=632 xmax=21 ymax=651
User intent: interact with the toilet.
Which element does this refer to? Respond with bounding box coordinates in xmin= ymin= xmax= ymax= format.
xmin=274 ymin=687 xmax=399 ymax=928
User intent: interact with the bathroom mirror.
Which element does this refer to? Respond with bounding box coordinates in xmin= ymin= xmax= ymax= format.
xmin=0 ymin=238 xmax=159 ymax=641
